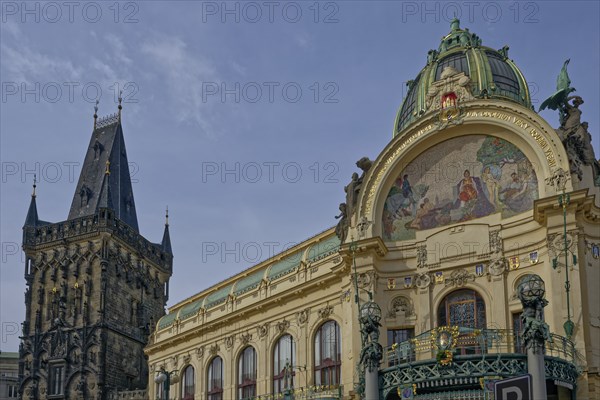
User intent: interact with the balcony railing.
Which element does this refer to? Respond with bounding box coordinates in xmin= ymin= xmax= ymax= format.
xmin=255 ymin=385 xmax=343 ymax=400
xmin=380 ymin=327 xmax=582 ymax=398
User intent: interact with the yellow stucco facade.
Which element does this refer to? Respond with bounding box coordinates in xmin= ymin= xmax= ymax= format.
xmin=145 ymin=23 xmax=600 ymax=400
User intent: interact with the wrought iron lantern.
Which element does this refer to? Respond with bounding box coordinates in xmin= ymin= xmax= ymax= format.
xmin=154 ymin=367 xmax=179 ymax=400
xmin=517 ymin=274 xmax=545 ymax=303
xmin=359 ymin=300 xmax=382 ymax=325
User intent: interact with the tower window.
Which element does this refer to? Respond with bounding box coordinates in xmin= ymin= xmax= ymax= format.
xmin=49 ymin=364 xmax=65 ymax=396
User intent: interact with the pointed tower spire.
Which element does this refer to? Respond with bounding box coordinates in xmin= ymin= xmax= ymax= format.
xmin=24 ymin=175 xmax=40 ymax=227
xmin=161 ymin=206 xmax=172 ymax=255
xmin=69 ymin=108 xmax=139 ymax=230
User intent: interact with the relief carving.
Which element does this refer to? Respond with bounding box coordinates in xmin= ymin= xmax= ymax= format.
xmin=296 ymin=308 xmax=310 ymax=325
xmin=196 ymin=346 xmax=205 ymax=360
xmin=240 ymin=332 xmax=252 ymax=345
xmin=209 ymin=344 xmax=220 ymax=356
xmin=415 ymin=273 xmax=431 ymax=289
xmin=276 ymin=319 xmax=290 ymax=334
xmin=444 ymin=269 xmax=475 ymax=287
xmin=318 ymin=305 xmax=334 ymax=319
xmin=387 ymin=296 xmax=415 ymax=318
xmin=256 ymin=323 xmax=269 ymax=338
xmin=417 ymin=245 xmax=428 ymax=268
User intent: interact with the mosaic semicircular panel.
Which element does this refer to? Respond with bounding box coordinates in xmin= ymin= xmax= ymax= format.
xmin=382 ymin=135 xmax=539 ymax=241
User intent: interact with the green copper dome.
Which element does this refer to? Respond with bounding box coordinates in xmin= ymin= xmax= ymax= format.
xmin=394 ymin=19 xmax=531 ymax=136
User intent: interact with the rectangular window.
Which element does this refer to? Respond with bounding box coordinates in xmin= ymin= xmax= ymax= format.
xmin=49 ymin=364 xmax=64 ymax=396
xmin=8 ymin=385 xmax=18 ymax=398
xmin=512 ymin=312 xmax=525 ymax=354
xmin=387 ymin=328 xmax=415 ymax=366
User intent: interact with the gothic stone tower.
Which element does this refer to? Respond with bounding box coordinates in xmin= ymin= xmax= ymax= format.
xmin=18 ymin=108 xmax=173 ymax=400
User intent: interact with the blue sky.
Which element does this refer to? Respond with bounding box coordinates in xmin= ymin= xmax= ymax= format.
xmin=1 ymin=1 xmax=599 ymax=351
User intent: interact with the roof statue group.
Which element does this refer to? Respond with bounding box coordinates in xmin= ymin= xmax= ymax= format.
xmin=540 ymin=59 xmax=600 ymax=185
xmin=335 ymin=157 xmax=372 ymax=243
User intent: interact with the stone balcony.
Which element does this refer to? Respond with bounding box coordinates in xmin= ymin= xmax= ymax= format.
xmin=380 ymin=327 xmax=582 ymax=399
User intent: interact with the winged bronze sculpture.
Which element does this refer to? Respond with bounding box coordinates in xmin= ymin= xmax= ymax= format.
xmin=539 ymin=59 xmax=576 ymax=126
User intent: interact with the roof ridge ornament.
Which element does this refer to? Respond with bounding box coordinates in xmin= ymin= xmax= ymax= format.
xmin=93 ymin=100 xmax=99 ymax=131
xmin=118 ymin=90 xmax=123 ymax=122
xmin=32 ymin=174 xmax=37 ymax=197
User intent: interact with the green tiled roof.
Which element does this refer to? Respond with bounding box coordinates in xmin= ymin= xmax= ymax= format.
xmin=267 ymin=251 xmax=302 ymax=281
xmin=178 ymin=298 xmax=204 ymax=320
xmin=205 ymin=285 xmax=232 ymax=308
xmin=157 ymin=312 xmax=178 ymax=330
xmin=234 ymin=269 xmax=265 ymax=296
xmin=306 ymin=235 xmax=340 ymax=262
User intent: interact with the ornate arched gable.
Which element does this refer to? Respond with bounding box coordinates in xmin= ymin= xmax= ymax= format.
xmin=356 ymin=102 xmax=571 ymax=242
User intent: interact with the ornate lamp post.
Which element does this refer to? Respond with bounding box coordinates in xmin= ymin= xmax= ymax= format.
xmin=359 ymin=295 xmax=383 ymax=400
xmin=553 ymin=191 xmax=577 ymax=339
xmin=154 ymin=367 xmax=179 ymax=400
xmin=546 ymin=167 xmax=577 ymax=339
xmin=351 ymin=240 xmax=383 ymax=400
xmin=517 ymin=274 xmax=549 ymax=400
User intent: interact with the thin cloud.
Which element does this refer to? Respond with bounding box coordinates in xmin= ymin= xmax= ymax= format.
xmin=141 ymin=35 xmax=219 ymax=136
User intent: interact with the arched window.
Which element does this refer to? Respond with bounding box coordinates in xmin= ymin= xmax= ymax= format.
xmin=437 ymin=289 xmax=486 ymax=329
xmin=181 ymin=365 xmax=195 ymax=400
xmin=273 ymin=334 xmax=296 ymax=394
xmin=207 ymin=357 xmax=223 ymax=400
xmin=314 ymin=320 xmax=341 ymax=386
xmin=238 ymin=347 xmax=256 ymax=400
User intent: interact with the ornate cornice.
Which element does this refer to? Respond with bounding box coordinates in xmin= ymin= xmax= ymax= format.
xmin=534 ymin=189 xmax=597 ymax=225
xmin=339 ymin=237 xmax=388 ymax=264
